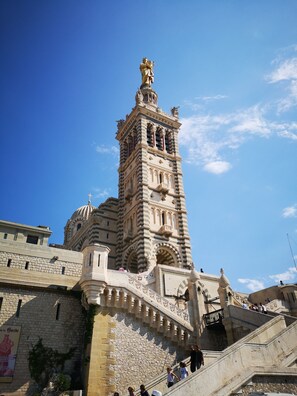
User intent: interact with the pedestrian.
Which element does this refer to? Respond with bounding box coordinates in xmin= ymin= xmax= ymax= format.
xmin=166 ymin=366 xmax=179 ymax=388
xmin=128 ymin=386 xmax=136 ymax=396
xmin=113 ymin=393 xmax=120 ymax=396
xmin=242 ymin=301 xmax=248 ymax=309
xmin=179 ymin=361 xmax=188 ymax=380
xmin=190 ymin=345 xmax=204 ymax=373
xmin=140 ymin=384 xmax=149 ymax=396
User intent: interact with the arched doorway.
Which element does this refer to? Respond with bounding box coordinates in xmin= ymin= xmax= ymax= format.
xmin=126 ymin=251 xmax=138 ymax=273
xmin=156 ymin=247 xmax=177 ymax=267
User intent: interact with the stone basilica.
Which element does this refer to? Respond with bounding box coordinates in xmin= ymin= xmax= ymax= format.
xmin=0 ymin=60 xmax=297 ymax=396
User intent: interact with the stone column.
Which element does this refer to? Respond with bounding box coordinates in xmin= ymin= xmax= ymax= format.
xmin=86 ymin=307 xmax=116 ymax=396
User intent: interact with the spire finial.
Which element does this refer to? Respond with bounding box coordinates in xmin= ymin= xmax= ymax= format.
xmin=88 ymin=193 xmax=92 ymax=204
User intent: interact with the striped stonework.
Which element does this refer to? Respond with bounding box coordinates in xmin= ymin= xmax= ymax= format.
xmin=116 ymin=85 xmax=193 ymax=273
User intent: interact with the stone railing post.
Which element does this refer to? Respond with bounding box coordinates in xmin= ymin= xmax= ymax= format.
xmin=79 ymin=244 xmax=110 ymax=306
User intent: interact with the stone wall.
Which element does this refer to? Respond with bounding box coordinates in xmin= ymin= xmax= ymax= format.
xmin=0 ymin=251 xmax=82 ymax=277
xmin=239 ymin=374 xmax=297 ymax=395
xmin=110 ymin=309 xmax=186 ymax=395
xmin=85 ymin=307 xmax=187 ymax=396
xmin=0 ymin=241 xmax=82 ymax=278
xmin=0 ymin=285 xmax=86 ymax=395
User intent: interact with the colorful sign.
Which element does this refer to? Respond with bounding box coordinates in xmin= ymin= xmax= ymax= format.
xmin=0 ymin=325 xmax=21 ymax=383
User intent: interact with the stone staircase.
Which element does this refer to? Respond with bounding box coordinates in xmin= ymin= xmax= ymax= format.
xmin=134 ymin=351 xmax=222 ymax=396
xmin=79 ymin=250 xmax=194 ymax=346
xmin=161 ymin=315 xmax=297 ymax=396
xmin=79 ymin=245 xmax=297 ymax=395
xmin=102 ymin=273 xmax=193 ymax=345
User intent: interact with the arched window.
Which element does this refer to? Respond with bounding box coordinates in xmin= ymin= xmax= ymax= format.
xmin=165 ymin=173 xmax=169 ymax=186
xmin=128 ymin=136 xmax=133 ymax=157
xmin=173 ymin=214 xmax=177 ymax=229
xmin=77 ymin=223 xmax=81 ymax=231
xmin=123 ymin=141 xmax=128 ymax=161
xmin=150 ymin=168 xmax=154 ymax=183
xmin=157 ymin=209 xmax=161 ymax=225
xmin=147 ymin=124 xmax=153 ymax=147
xmin=133 ymin=129 xmax=138 ymax=148
xmin=155 ymin=128 xmax=162 ymax=150
xmin=151 ymin=208 xmax=156 ymax=224
xmin=165 ymin=131 xmax=171 ymax=153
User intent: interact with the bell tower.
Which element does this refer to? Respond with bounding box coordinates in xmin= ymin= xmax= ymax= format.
xmin=116 ymin=58 xmax=193 ymax=273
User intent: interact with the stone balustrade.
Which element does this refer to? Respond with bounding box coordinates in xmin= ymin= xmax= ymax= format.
xmin=100 ymin=272 xmax=193 ymax=345
xmin=79 ymin=244 xmax=193 ymax=345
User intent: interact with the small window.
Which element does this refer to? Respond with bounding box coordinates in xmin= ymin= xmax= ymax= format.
xmin=0 ymin=297 xmax=3 ymax=312
xmin=3 ymin=233 xmax=8 ymax=240
xmin=26 ymin=235 xmax=39 ymax=244
xmin=98 ymin=255 xmax=101 ymax=267
xmin=61 ymin=266 xmax=65 ymax=275
xmin=107 ymin=221 xmax=110 ymax=226
xmin=106 ymin=233 xmax=109 ymax=239
xmin=25 ymin=261 xmax=29 ymax=270
xmin=16 ymin=299 xmax=22 ymax=318
xmin=56 ymin=303 xmax=61 ymax=320
xmin=77 ymin=223 xmax=81 ymax=231
xmin=7 ymin=259 xmax=12 ymax=267
xmin=89 ymin=253 xmax=92 ymax=266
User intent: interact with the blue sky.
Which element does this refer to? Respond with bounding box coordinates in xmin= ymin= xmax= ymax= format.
xmin=0 ymin=0 xmax=296 ymax=293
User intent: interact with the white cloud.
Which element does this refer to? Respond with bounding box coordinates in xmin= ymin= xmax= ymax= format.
xmin=180 ymin=48 xmax=297 ymax=172
xmin=274 ymin=121 xmax=297 ymax=140
xmin=269 ymin=267 xmax=297 ymax=283
xmin=92 ymin=188 xmax=110 ymax=199
xmin=266 ymin=50 xmax=297 ymax=113
xmin=230 ymin=105 xmax=271 ymax=137
xmin=195 ymin=95 xmax=228 ymax=102
xmin=238 ymin=278 xmax=265 ymax=292
xmin=267 ymin=57 xmax=297 ymax=83
xmin=282 ymin=205 xmax=297 ymax=218
xmin=95 ymin=145 xmax=119 ymax=155
xmin=183 ymin=95 xmax=227 ymax=111
xmin=179 ymin=105 xmax=273 ymax=172
xmin=203 ymin=161 xmax=232 ymax=174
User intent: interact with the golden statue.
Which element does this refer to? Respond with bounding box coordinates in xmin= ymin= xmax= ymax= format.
xmin=140 ymin=58 xmax=154 ymax=86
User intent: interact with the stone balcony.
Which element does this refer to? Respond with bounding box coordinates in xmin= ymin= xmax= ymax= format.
xmin=156 ymin=182 xmax=169 ymax=194
xmin=123 ymin=230 xmax=133 ymax=242
xmin=125 ymin=188 xmax=133 ymax=200
xmin=158 ymin=224 xmax=172 ymax=237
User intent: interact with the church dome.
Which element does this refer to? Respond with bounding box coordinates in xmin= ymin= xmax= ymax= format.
xmin=70 ymin=202 xmax=95 ymax=222
xmin=64 ymin=201 xmax=96 ymax=245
